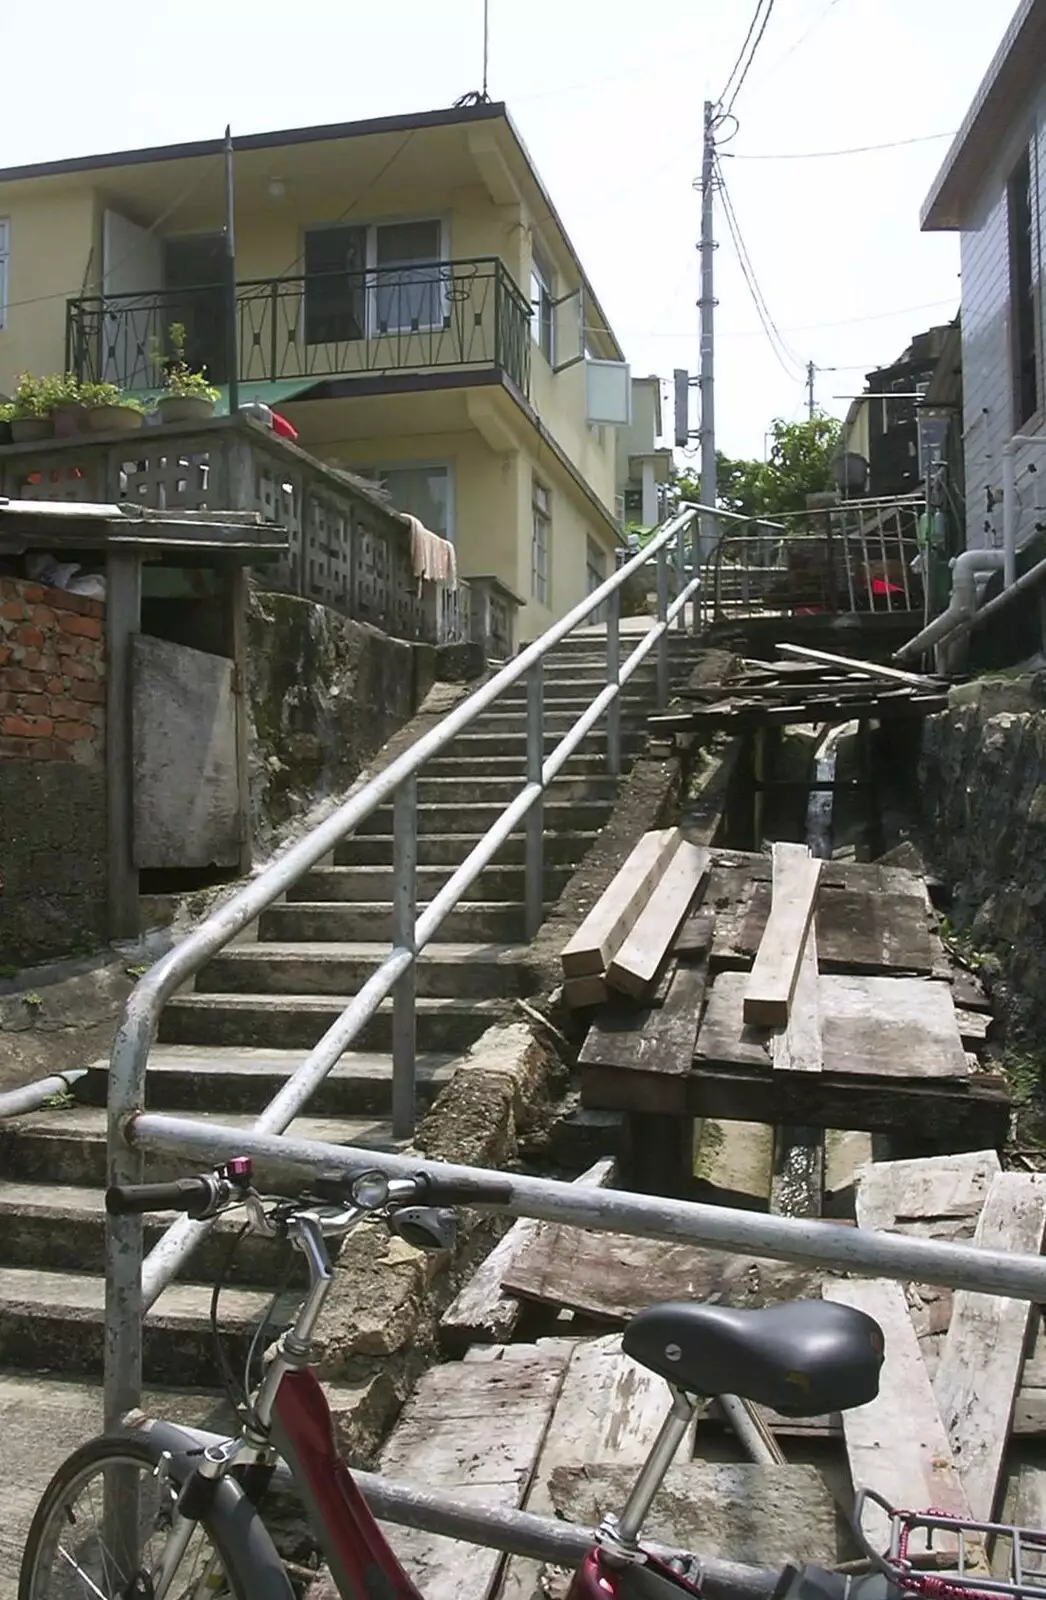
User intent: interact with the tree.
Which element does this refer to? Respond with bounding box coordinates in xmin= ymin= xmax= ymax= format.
xmin=676 ymin=414 xmax=844 ymax=522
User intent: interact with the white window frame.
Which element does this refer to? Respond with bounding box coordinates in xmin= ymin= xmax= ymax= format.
xmin=530 ymin=243 xmax=554 ymax=366
xmin=365 ymin=459 xmax=456 ymax=542
xmin=0 ymin=219 xmax=9 ymax=330
xmin=302 ymin=216 xmax=449 ymax=345
xmin=532 ymin=476 xmax=551 ymax=606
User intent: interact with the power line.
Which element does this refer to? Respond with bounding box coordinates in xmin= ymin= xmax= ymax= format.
xmin=715 ymin=155 xmax=804 ymax=381
xmin=717 ymin=0 xmax=769 ymax=109
xmin=723 ymin=0 xmax=778 ymax=116
xmin=730 ymin=130 xmax=954 ymax=160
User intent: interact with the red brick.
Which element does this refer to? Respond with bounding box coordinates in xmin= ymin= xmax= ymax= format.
xmin=55 ymin=635 xmax=79 ymax=657
xmin=0 ymin=734 xmax=31 ymax=758
xmin=77 ymin=638 xmax=102 ymax=657
xmin=14 ymin=625 xmax=44 ymax=649
xmin=59 ymin=613 xmax=102 ymax=640
xmin=45 ymin=676 xmax=64 ymax=694
xmin=51 ymin=588 xmax=105 ymax=619
xmin=64 ymin=656 xmax=100 ymax=681
xmin=0 ymin=646 xmax=10 ymax=666
xmin=19 ymin=693 xmax=51 ymax=715
xmin=53 ymin=719 xmax=94 ymax=742
xmin=30 ymin=605 xmax=56 ymax=630
xmin=69 ymin=678 xmax=106 ymax=705
xmin=3 ymin=712 xmax=53 ymax=738
xmin=1 ymin=668 xmax=30 ymax=691
xmin=0 ymin=599 xmax=25 ymax=622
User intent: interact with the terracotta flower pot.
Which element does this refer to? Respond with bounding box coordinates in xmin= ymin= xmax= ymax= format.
xmin=155 ymin=394 xmax=216 ymax=426
xmin=87 ymin=404 xmax=144 ymax=434
xmin=51 ymin=402 xmax=89 ymax=438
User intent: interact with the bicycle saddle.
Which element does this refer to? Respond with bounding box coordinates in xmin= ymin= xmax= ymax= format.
xmin=622 ymin=1298 xmax=884 ymax=1418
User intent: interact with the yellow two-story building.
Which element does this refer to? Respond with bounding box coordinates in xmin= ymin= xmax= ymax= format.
xmin=0 ymin=102 xmax=632 ymax=641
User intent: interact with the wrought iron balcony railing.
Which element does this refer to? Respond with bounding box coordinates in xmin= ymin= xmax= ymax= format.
xmin=66 ymin=257 xmax=532 ymax=399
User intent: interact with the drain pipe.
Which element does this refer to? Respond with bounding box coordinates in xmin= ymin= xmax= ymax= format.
xmin=894 ymin=548 xmax=1005 ymax=662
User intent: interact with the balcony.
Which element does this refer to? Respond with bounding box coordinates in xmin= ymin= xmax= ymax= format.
xmin=66 ymin=257 xmax=532 ymax=401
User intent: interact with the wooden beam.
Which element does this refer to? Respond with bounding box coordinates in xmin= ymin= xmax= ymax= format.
xmin=823 ymin=1278 xmax=973 ymax=1554
xmin=744 ymin=843 xmax=821 ymax=1026
xmin=605 ymin=843 xmax=710 ymax=999
xmin=934 ymin=1172 xmax=1046 ymax=1521
xmin=560 ymin=827 xmax=682 ymax=979
xmin=771 ymin=920 xmax=822 ymax=1072
xmin=775 ymin=641 xmax=943 ymax=689
xmin=562 ymin=974 xmax=609 ymax=1010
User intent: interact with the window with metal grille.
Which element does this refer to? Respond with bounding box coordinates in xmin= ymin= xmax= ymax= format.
xmin=530 ymin=244 xmax=554 ymax=365
xmin=1008 ymin=147 xmax=1040 ymax=429
xmin=304 ymin=220 xmax=444 ymax=346
xmin=532 ymin=477 xmax=551 ymax=605
xmin=0 ymin=220 xmax=8 ymax=330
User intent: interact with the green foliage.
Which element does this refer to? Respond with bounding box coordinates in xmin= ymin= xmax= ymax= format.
xmin=0 ymin=403 xmax=13 ymax=423
xmin=677 ymin=415 xmax=845 ymax=522
xmin=78 ymin=381 xmax=122 ymax=409
xmin=40 ymin=373 xmax=82 ymax=408
xmin=157 ymin=322 xmax=220 ymax=403
xmin=10 ymin=373 xmax=51 ymax=418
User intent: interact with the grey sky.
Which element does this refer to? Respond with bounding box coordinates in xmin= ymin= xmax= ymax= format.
xmin=3 ymin=0 xmax=1010 ymax=459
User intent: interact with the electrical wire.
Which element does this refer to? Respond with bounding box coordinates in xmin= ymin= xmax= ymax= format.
xmin=723 ymin=0 xmax=778 ymax=116
xmin=717 ymin=0 xmax=769 ymax=110
xmin=730 ymin=131 xmax=954 ymax=160
xmin=715 ymin=156 xmax=805 ymax=380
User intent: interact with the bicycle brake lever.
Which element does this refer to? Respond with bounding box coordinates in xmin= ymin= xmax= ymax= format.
xmin=389 ymin=1206 xmax=456 ymax=1252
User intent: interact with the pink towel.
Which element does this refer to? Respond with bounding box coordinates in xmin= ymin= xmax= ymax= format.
xmin=404 ymin=513 xmax=458 ymax=587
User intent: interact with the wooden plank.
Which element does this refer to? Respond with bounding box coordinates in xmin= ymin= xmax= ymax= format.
xmin=854 ymin=1151 xmax=1001 ymax=1234
xmin=548 ymin=1463 xmax=840 ymax=1567
xmin=501 ymin=1224 xmax=826 ymax=1323
xmin=703 ymin=972 xmax=970 ymax=1081
xmin=561 ymin=828 xmax=681 ymax=978
xmin=934 ymin=1172 xmax=1046 ymax=1521
xmin=739 ymin=883 xmax=936 ymax=976
xmin=578 ymin=962 xmax=707 ymax=1099
xmin=674 ymin=908 xmax=715 ymax=959
xmin=377 ymin=1342 xmax=571 ymax=1600
xmin=775 ymin=641 xmax=944 ymax=689
xmin=772 ymin=921 xmax=821 ymax=1072
xmin=993 ymin=1465 xmax=1046 ymax=1583
xmin=606 ymin=843 xmax=710 ymax=999
xmin=693 ymin=1117 xmax=775 ymax=1209
xmin=499 ymin=1336 xmax=674 ymax=1600
xmin=744 ymin=843 xmax=821 ymax=1026
xmin=823 ymin=1129 xmax=874 ymax=1218
xmin=823 ymin=1278 xmax=972 ymax=1552
xmin=562 ymin=975 xmax=608 ymax=1010
xmin=440 ymin=1159 xmax=615 ymax=1354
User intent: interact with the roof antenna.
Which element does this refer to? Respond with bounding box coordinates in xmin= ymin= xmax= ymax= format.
xmin=454 ymin=0 xmax=492 ymax=106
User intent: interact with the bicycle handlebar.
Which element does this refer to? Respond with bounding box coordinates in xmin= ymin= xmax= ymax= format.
xmin=105 ymin=1175 xmax=227 ymax=1218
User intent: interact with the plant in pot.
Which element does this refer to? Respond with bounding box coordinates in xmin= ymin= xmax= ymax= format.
xmin=44 ymin=372 xmax=87 ymax=437
xmin=80 ymin=381 xmax=146 ymax=434
xmin=8 ymin=374 xmax=54 ymax=443
xmin=0 ymin=402 xmax=13 ymax=445
xmin=154 ymin=323 xmax=220 ymax=425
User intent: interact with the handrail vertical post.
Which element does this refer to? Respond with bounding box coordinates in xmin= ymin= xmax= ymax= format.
xmin=656 ymin=544 xmax=669 ymax=708
xmin=392 ymin=775 xmax=418 ymax=1138
xmin=675 ymin=523 xmax=686 ymax=632
xmin=525 ymin=661 xmax=544 ymax=939
xmin=606 ymin=586 xmax=621 ymax=778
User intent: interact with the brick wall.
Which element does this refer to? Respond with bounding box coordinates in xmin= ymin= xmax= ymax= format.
xmin=0 ymin=577 xmax=108 ymax=967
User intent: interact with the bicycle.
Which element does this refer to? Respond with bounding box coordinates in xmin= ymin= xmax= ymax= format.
xmin=19 ymin=1156 xmax=1046 ymax=1600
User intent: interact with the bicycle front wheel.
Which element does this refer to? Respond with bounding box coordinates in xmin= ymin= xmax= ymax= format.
xmin=19 ymin=1433 xmax=241 ymax=1600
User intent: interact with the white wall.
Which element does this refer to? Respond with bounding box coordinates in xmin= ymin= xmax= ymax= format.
xmin=958 ymin=81 xmax=1046 ymax=552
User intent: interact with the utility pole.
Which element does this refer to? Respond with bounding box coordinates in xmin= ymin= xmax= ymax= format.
xmin=806 ymin=359 xmax=816 ymax=419
xmin=698 ymin=100 xmax=718 ymax=595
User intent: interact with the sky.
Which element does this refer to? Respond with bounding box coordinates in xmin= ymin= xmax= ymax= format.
xmin=2 ymin=0 xmax=1013 ymax=460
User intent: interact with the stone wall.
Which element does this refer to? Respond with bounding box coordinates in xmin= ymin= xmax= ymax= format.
xmin=0 ymin=578 xmax=107 ymax=965
xmin=246 ymin=585 xmax=417 ymax=853
xmin=917 ymin=675 xmax=1046 ymax=1040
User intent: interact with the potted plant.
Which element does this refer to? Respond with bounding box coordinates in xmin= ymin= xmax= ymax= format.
xmin=44 ymin=372 xmax=87 ymax=437
xmin=154 ymin=323 xmax=220 ymax=424
xmin=0 ymin=402 xmax=13 ymax=446
xmin=8 ymin=374 xmax=53 ymax=443
xmin=80 ymin=381 xmax=146 ymax=434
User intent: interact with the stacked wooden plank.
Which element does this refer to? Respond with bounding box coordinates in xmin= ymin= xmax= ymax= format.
xmin=560 ymin=827 xmax=710 ymax=1009
xmin=648 ymin=643 xmax=948 ymax=747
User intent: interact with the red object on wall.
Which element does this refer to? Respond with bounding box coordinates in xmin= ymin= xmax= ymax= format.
xmin=271 ymin=411 xmax=298 ymax=441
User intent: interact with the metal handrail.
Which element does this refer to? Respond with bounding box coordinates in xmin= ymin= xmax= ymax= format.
xmin=0 ymin=1068 xmax=87 ymax=1121
xmin=105 ymin=502 xmax=727 ymax=1428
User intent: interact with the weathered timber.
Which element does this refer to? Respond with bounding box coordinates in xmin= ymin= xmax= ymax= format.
xmin=694 ymin=1118 xmax=775 ymax=1210
xmin=606 ymin=844 xmax=710 ymax=999
xmin=744 ymin=843 xmax=821 ymax=1027
xmin=378 ymin=1342 xmax=570 ymax=1600
xmin=738 ymin=883 xmax=936 ymax=976
xmin=562 ymin=975 xmax=609 ymax=1010
xmin=823 ymin=1278 xmax=972 ymax=1555
xmin=500 ymin=1224 xmax=826 ymax=1323
xmin=440 ymin=1160 xmax=615 ymax=1354
xmin=774 ymin=642 xmax=945 ymax=689
xmin=854 ymin=1151 xmax=1001 ymax=1234
xmin=561 ymin=828 xmax=681 ymax=979
xmin=822 ymin=1130 xmax=874 ymax=1219
xmin=548 ymin=1463 xmax=840 ymax=1566
xmin=934 ymin=1172 xmax=1046 ymax=1522
xmin=772 ymin=921 xmax=821 ymax=1073
xmin=578 ymin=962 xmax=708 ymax=1103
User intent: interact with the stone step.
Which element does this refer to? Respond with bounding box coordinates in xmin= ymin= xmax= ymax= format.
xmin=469 ymin=709 xmax=644 ymax=736
xmin=196 ymin=942 xmax=533 ymax=1000
xmin=260 ymin=899 xmax=526 ymax=944
xmin=158 ymin=993 xmax=507 ymax=1053
xmin=0 ymin=1181 xmax=293 ymax=1286
xmin=0 ymin=1264 xmax=298 ymax=1384
xmin=422 ymin=752 xmax=617 ymax=779
xmin=333 ymin=830 xmax=597 ymax=868
xmin=415 ymin=774 xmax=620 ymax=806
xmin=0 ymin=1104 xmax=403 ymax=1189
xmin=355 ymin=799 xmax=614 ymax=838
xmin=441 ymin=730 xmax=646 ymax=762
xmin=77 ymin=1045 xmax=458 ymax=1117
xmin=288 ymin=862 xmax=573 ymax=905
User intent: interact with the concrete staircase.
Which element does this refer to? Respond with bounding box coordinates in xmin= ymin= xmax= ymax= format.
xmin=0 ymin=629 xmax=703 ymax=1390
